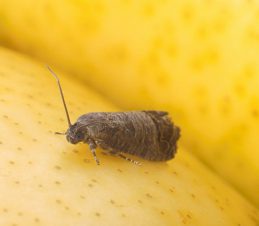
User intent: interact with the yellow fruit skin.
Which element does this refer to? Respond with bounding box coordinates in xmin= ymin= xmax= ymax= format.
xmin=0 ymin=47 xmax=258 ymax=226
xmin=0 ymin=0 xmax=258 ymax=207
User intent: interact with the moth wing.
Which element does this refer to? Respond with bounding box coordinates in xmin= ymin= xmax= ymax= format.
xmin=142 ymin=110 xmax=169 ymax=117
xmin=143 ymin=111 xmax=180 ymax=160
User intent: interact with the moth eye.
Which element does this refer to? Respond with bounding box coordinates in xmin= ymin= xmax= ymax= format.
xmin=76 ymin=132 xmax=84 ymax=140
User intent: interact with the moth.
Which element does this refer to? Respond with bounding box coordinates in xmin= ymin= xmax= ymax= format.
xmin=47 ymin=66 xmax=180 ymax=165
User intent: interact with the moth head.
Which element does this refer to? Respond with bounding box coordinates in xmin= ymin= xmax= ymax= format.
xmin=66 ymin=123 xmax=87 ymax=144
xmin=48 ymin=66 xmax=90 ymax=145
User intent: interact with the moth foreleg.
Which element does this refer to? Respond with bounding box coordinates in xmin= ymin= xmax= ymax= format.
xmin=88 ymin=140 xmax=100 ymax=165
xmin=55 ymin=132 xmax=66 ymax=135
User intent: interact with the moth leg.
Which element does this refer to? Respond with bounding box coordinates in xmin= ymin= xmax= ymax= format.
xmin=117 ymin=153 xmax=142 ymax=166
xmin=88 ymin=140 xmax=100 ymax=165
xmin=55 ymin=132 xmax=66 ymax=135
xmin=106 ymin=150 xmax=141 ymax=165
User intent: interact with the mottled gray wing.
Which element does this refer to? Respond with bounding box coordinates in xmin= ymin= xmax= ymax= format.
xmin=142 ymin=111 xmax=180 ymax=160
xmin=77 ymin=111 xmax=180 ymax=161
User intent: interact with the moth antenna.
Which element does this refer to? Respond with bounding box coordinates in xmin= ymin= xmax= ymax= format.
xmin=46 ymin=65 xmax=72 ymax=127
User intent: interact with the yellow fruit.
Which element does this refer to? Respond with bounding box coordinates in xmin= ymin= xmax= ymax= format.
xmin=0 ymin=46 xmax=258 ymax=226
xmin=0 ymin=0 xmax=259 ymax=207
